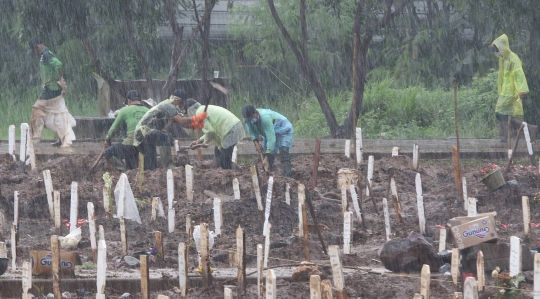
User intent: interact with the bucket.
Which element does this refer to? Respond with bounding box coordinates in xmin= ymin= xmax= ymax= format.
xmin=481 ymin=168 xmax=505 ymax=191
xmin=337 ymin=168 xmax=360 ymax=189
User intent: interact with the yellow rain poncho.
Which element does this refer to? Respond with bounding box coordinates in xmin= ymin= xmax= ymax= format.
xmin=491 ymin=34 xmax=529 ymax=116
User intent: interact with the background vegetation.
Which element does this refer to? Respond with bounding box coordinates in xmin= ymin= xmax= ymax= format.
xmin=0 ymin=0 xmax=538 ymax=140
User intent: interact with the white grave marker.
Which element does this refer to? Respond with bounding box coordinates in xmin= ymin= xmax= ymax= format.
xmin=174 ymin=140 xmax=179 ymax=153
xmin=451 ymin=248 xmax=459 ymax=285
xmin=344 ymin=139 xmax=350 ymax=158
xmin=392 ymin=147 xmax=399 ymax=156
xmin=366 ymin=155 xmax=374 ymax=196
xmin=264 ymin=223 xmax=271 ymax=267
xmin=13 ymin=191 xmax=18 ymax=227
xmin=96 ymin=239 xmax=107 ymax=297
xmin=477 ymin=251 xmax=484 ymax=291
xmin=285 ymin=183 xmax=291 ymax=205
xmin=355 ymin=128 xmax=362 ymax=164
xmin=438 ymin=227 xmax=446 ymax=252
xmin=524 ymin=123 xmax=534 ymax=156
xmin=251 ymin=166 xmax=263 ymax=210
xmin=232 ymin=146 xmax=237 ymax=163
xmin=178 ymin=242 xmax=187 ymax=297
xmin=412 ymin=144 xmax=419 ymax=169
xmin=19 ymin=123 xmax=28 ymax=165
xmin=463 ymin=277 xmax=478 ymax=299
xmin=343 ymin=211 xmax=352 ymax=254
xmin=509 ymin=236 xmax=522 ymax=278
xmin=11 ymin=224 xmax=16 ymax=270
xmin=462 ymin=177 xmax=468 ymax=211
xmin=185 ymin=165 xmax=194 ymax=202
xmin=349 ymin=185 xmax=362 ymax=224
xmin=43 ymin=170 xmax=54 ymax=219
xmin=467 ymin=197 xmax=477 ymax=217
xmin=53 ymin=191 xmax=61 ymax=231
xmin=298 ymin=184 xmax=306 ymax=237
xmin=383 ymin=198 xmax=391 ymax=241
xmin=523 ymin=196 xmax=530 ymax=236
xmin=88 ymin=202 xmax=97 ymax=262
xmin=257 ymin=244 xmax=263 ymax=299
xmin=224 ymin=287 xmax=232 ymax=299
xmin=233 ymin=178 xmax=240 ymax=200
xmin=341 ymin=185 xmax=347 ymax=214
xmin=167 ymin=169 xmax=175 ymax=233
xmin=420 ymin=264 xmax=430 ymax=299
xmin=8 ymin=124 xmax=15 ymax=161
xmin=310 ymin=275 xmax=322 ymax=299
xmin=117 ymin=175 xmax=126 ymax=218
xmin=70 ymin=182 xmax=78 ymax=232
xmin=534 ymin=253 xmax=540 ymax=299
xmin=213 ymin=198 xmax=222 ymax=235
xmin=415 ymin=173 xmax=426 ymax=235
xmin=329 ymin=245 xmax=345 ymax=292
xmin=263 ymin=176 xmax=274 ymax=236
xmin=266 ymin=269 xmax=277 ymax=299
xmin=22 ymin=261 xmax=32 ymax=299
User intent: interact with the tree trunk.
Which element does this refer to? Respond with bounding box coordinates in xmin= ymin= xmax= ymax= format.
xmin=201 ymin=0 xmax=212 ymax=100
xmin=80 ymin=37 xmax=124 ymax=95
xmin=164 ymin=0 xmax=185 ymax=101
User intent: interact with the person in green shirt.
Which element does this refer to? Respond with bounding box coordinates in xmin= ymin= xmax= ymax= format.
xmin=28 ymin=37 xmax=76 ymax=147
xmin=242 ymin=104 xmax=293 ymax=177
xmin=134 ymin=89 xmax=207 ymax=170
xmin=103 ymin=90 xmax=149 ymax=172
xmin=186 ymin=99 xmax=244 ymax=169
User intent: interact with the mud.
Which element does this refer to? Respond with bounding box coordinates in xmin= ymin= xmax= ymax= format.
xmin=0 ymin=151 xmax=539 ymax=298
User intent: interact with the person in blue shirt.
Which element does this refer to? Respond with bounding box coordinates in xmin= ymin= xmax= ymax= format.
xmin=242 ymin=104 xmax=293 ymax=177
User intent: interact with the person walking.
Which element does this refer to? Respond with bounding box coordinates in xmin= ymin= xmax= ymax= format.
xmin=103 ymin=90 xmax=149 ymax=172
xmin=27 ymin=37 xmax=76 ymax=147
xmin=133 ymin=89 xmax=206 ymax=170
xmin=186 ymin=99 xmax=244 ymax=169
xmin=490 ymin=34 xmax=536 ymax=147
xmin=242 ymin=104 xmax=293 ymax=177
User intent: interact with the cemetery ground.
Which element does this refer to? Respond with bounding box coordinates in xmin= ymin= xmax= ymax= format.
xmin=0 ymin=148 xmax=539 ymax=298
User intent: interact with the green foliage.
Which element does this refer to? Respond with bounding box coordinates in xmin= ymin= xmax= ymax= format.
xmin=134 ymin=198 xmax=150 ymax=209
xmin=493 ymin=273 xmax=525 ymax=299
xmin=80 ymin=261 xmax=97 ymax=270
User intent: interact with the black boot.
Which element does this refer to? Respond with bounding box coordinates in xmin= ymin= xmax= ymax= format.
xmin=159 ymin=146 xmax=174 ymax=169
xmin=279 ymin=146 xmax=292 ymax=177
xmin=108 ymin=156 xmax=127 ymax=172
xmin=491 ymin=121 xmax=508 ymax=148
xmin=51 ymin=139 xmax=62 ymax=147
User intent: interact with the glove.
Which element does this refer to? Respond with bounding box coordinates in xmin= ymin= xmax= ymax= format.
xmin=191 ymin=111 xmax=207 ymax=129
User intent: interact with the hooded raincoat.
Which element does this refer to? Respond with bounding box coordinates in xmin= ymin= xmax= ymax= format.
xmin=491 ymin=34 xmax=529 ymax=117
xmin=245 ymin=108 xmax=293 ymax=154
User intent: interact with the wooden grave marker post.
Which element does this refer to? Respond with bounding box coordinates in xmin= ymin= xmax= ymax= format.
xmin=263 ymin=176 xmax=274 ymax=235
xmin=298 ymin=184 xmax=306 ymax=237
xmin=232 ymin=145 xmax=238 ymax=163
xmin=412 ymin=144 xmax=420 ymax=170
xmin=19 ymin=123 xmax=28 ymax=173
xmin=329 ymin=245 xmax=347 ymax=299
xmin=366 ymin=155 xmax=374 ymax=197
xmin=264 ymin=223 xmax=271 ymax=267
xmin=120 ymin=216 xmax=127 ymax=256
xmin=344 ymin=139 xmax=350 ymax=158
xmin=302 ymin=203 xmax=311 ymax=261
xmin=224 ymin=287 xmax=233 ymax=299
xmin=534 ymin=253 xmax=540 ymax=299
xmin=43 ymin=170 xmax=54 ymax=219
xmin=257 ymin=244 xmax=263 ymax=299
xmin=467 ymin=197 xmax=477 ymax=217
xmin=155 ymin=231 xmax=164 ymax=259
xmin=390 ymin=178 xmax=402 ymax=223
xmin=167 ymin=169 xmax=175 ymax=233
xmin=233 ymin=178 xmax=240 ymax=200
xmin=88 ymin=202 xmax=97 ymax=263
xmin=51 ymin=235 xmax=62 ymax=299
xmin=178 ymin=242 xmax=188 ymax=299
xmin=477 ymin=251 xmax=484 ymax=291
xmin=11 ymin=224 xmax=16 ymax=270
xmin=355 ymin=128 xmax=362 ymax=164
xmin=151 ymin=197 xmax=158 ymax=221
xmin=140 ymin=255 xmax=149 ymax=299
xmin=55 ymin=192 xmax=64 ymax=235
xmin=8 ymin=124 xmax=15 ymax=161
xmin=70 ymin=182 xmax=78 ymax=232
xmin=462 ymin=177 xmax=468 ymax=211
xmin=96 ymin=239 xmax=107 ymax=299
xmin=285 ymin=183 xmax=291 ymax=205
xmin=509 ymin=236 xmax=522 ymax=279
xmin=415 ymin=173 xmax=426 ymax=235
xmin=185 ymin=165 xmax=194 ymax=202
xmin=200 ymin=223 xmax=212 ymax=287
xmin=251 ymin=165 xmax=263 ymax=210
xmin=310 ymin=275 xmax=322 ymax=299
xmin=237 ymin=226 xmax=246 ymax=294
xmin=463 ymin=277 xmax=479 ymax=299
xmin=266 ymin=269 xmax=277 ymax=299
xmin=103 ymin=186 xmax=110 ymax=214
xmin=383 ymin=198 xmax=391 ymax=241
xmin=420 ymin=264 xmax=430 ymax=299
xmin=523 ymin=196 xmax=531 ymax=240
xmin=343 ymin=211 xmax=352 ymax=254
xmin=439 ymin=227 xmax=446 ymax=252
xmin=392 ymin=147 xmax=399 ymax=156
xmin=214 ymin=197 xmax=223 ymax=235
xmin=349 ymin=185 xmax=362 ymax=225
xmin=13 ymin=191 xmax=18 ymax=239
xmin=22 ymin=261 xmax=32 ymax=299
xmin=341 ymin=185 xmax=347 ymax=214
xmin=451 ymin=248 xmax=459 ymax=285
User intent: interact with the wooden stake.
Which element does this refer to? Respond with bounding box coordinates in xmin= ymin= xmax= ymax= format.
xmin=329 ymin=246 xmax=347 ymax=299
xmin=344 ymin=140 xmax=350 ymax=158
xmin=51 ymin=235 xmax=61 ymax=299
xmin=103 ymin=186 xmax=110 ymax=214
xmin=412 ymin=144 xmax=419 ymax=170
xmin=266 ymin=269 xmax=277 ymax=299
xmin=97 ymin=239 xmax=107 ymax=297
xmin=349 ymin=185 xmax=362 ymax=224
xmin=43 ymin=170 xmax=54 ymax=220
xmin=214 ymin=198 xmax=223 ymax=235
xmin=390 ymin=178 xmax=402 ymax=223
xmin=451 ymin=248 xmax=459 ymax=285
xmin=298 ymin=184 xmax=306 ymax=237
xmin=19 ymin=123 xmax=28 ymax=173
xmin=391 ymin=147 xmax=399 ymax=157
xmin=186 ymin=214 xmax=192 ymax=237
xmin=251 ymin=165 xmax=263 ymax=210
xmin=305 ymin=191 xmax=328 ymax=255
xmin=13 ymin=191 xmax=18 ymax=243
xmin=0 ymin=212 xmax=4 ymax=237
xmin=237 ymin=226 xmax=246 ymax=294
xmin=88 ymin=202 xmax=97 ymax=263
xmin=10 ymin=224 xmax=16 ymax=270
xmin=167 ymin=169 xmax=175 ymax=233
xmin=232 ymin=145 xmax=237 ymax=164
xmin=140 ymin=255 xmax=149 ymax=299
xmin=233 ymin=178 xmax=240 ymax=200
xmin=54 ymin=191 xmax=61 ymax=235
xmin=151 ymin=197 xmax=157 ymax=221
xmin=383 ymin=198 xmax=391 ymax=241
xmin=99 ymin=225 xmax=105 ymax=241
xmin=343 ymin=212 xmax=352 ymax=255
xmin=8 ymin=124 xmax=15 ymax=161
xmin=477 ymin=251 xmax=484 ymax=291
xmin=365 ymin=176 xmax=378 ymax=214
xmin=137 ymin=153 xmax=144 ymax=192
xmin=355 ymin=128 xmax=362 ymax=165
xmin=302 ymin=203 xmax=311 ymax=261
xmin=452 ymin=146 xmax=463 ymax=199
xmin=341 ymin=185 xmax=347 ymax=214
xmin=117 ymin=174 xmax=126 ymax=217
xmin=200 ymin=223 xmax=212 ymax=287
xmin=523 ymin=196 xmax=531 ymax=239
xmin=174 ymin=140 xmax=180 ymax=154
xmin=438 ymin=228 xmax=446 ymax=253
xmin=22 ymin=261 xmax=32 ymax=299
xmin=155 ymin=231 xmax=164 ymax=259
xmin=178 ymin=242 xmax=188 ymax=299
xmin=462 ymin=177 xmax=468 ymax=211
xmin=467 ymin=197 xmax=477 ymax=217
xmin=321 ymin=279 xmax=334 ymax=299
xmin=463 ymin=277 xmax=478 ymax=299
xmin=366 ymin=155 xmax=374 ymax=197
xmin=310 ymin=275 xmax=322 ymax=299
xmin=158 ymin=295 xmax=170 ymax=299
xmin=264 ymin=223 xmax=271 ymax=268
xmin=310 ymin=137 xmax=321 ymax=189
xmin=263 ymin=176 xmax=274 ymax=236
xmin=69 ymin=182 xmax=78 ymax=232
xmin=120 ymin=216 xmax=127 ymax=256
xmin=415 ymin=173 xmax=426 ymax=235
xmin=523 ymin=123 xmax=536 ymax=165
xmin=257 ymin=244 xmax=263 ymax=299
xmin=420 ymin=264 xmax=430 ymax=299
xmin=285 ymin=183 xmax=291 ymax=205
xmin=534 ymin=253 xmax=540 ymax=299
xmin=185 ymin=165 xmax=194 ymax=202
xmin=509 ymin=236 xmax=522 ymax=278
xmin=224 ymin=287 xmax=233 ymax=299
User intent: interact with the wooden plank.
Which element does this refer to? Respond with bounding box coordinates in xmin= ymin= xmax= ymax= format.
xmin=214 ymin=198 xmax=222 ymax=235
xmin=140 ymin=255 xmax=149 ymax=299
xmin=263 ymin=177 xmax=274 ymax=236
xmin=463 ymin=277 xmax=478 ymax=299
xmin=420 ymin=264 xmax=430 ymax=299
xmin=251 ymin=166 xmax=263 ymax=210
xmin=329 ymin=245 xmax=347 ymax=299
xmin=97 ymin=240 xmax=107 ymax=296
xmin=10 ymin=224 xmax=16 ymax=271
xmin=51 ymin=235 xmax=62 ymax=299
xmin=382 ymin=198 xmax=391 ymax=241
xmin=43 ymin=170 xmax=54 ymax=220
xmin=285 ymin=183 xmax=291 ymax=205
xmin=452 ymin=146 xmax=463 ymax=199
xmin=155 ymin=231 xmax=164 ymax=259
xmin=302 ymin=204 xmax=310 ymax=261
xmin=451 ymin=248 xmax=459 ymax=285
xmin=233 ymin=178 xmax=240 ymax=200
xmin=237 ymin=226 xmax=246 ymax=294
xmin=69 ymin=182 xmax=78 ymax=232
xmin=264 ymin=223 xmax=271 ymax=268
xmin=265 ymin=269 xmax=277 ymax=299
xmin=509 ymin=236 xmax=522 ymax=277
xmin=310 ymin=275 xmax=322 ymax=299
xmin=523 ymin=196 xmax=531 ymax=239
xmin=200 ymin=223 xmax=212 ymax=287
xmin=257 ymin=244 xmax=263 ymax=299
xmin=534 ymin=253 xmax=540 ymax=299
xmin=476 ymin=251 xmax=484 ymax=291
xmin=88 ymin=202 xmax=97 ymax=263
xmin=120 ymin=217 xmax=127 ymax=256
xmin=54 ymin=191 xmax=61 ymax=235
xmin=178 ymin=242 xmax=187 ymax=298
xmin=185 ymin=165 xmax=194 ymax=202
xmin=343 ymin=212 xmax=352 ymax=255
xmin=310 ymin=137 xmax=321 ymax=189
xmin=438 ymin=228 xmax=446 ymax=253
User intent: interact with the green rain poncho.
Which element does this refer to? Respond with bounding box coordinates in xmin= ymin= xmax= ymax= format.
xmin=491 ymin=34 xmax=529 ymax=117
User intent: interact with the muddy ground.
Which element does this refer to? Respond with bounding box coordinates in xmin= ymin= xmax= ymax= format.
xmin=1 ymin=150 xmax=539 ymax=298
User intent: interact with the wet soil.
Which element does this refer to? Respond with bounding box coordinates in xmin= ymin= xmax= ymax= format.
xmin=0 ymin=151 xmax=539 ymax=298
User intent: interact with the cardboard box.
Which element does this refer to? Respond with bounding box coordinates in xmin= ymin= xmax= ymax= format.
xmin=30 ymin=251 xmax=81 ymax=276
xmin=447 ymin=212 xmax=498 ymax=249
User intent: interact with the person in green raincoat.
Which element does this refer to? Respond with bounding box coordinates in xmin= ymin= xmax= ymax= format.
xmin=490 ymin=34 xmax=536 ymax=146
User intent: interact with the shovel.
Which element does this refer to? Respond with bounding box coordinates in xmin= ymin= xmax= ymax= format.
xmin=84 ymin=148 xmax=105 ymax=179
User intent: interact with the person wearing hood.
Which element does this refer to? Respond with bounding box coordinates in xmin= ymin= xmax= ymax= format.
xmin=242 ymin=104 xmax=293 ymax=177
xmin=490 ymin=34 xmax=536 ymax=147
xmin=27 ymin=37 xmax=76 ymax=147
xmin=186 ymin=99 xmax=244 ymax=169
xmin=133 ymin=89 xmax=207 ymax=170
xmin=103 ymin=90 xmax=149 ymax=172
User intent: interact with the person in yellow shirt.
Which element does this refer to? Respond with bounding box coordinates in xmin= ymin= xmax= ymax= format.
xmin=490 ymin=34 xmax=536 ymax=146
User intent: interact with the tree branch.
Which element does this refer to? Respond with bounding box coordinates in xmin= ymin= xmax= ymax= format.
xmin=267 ymin=0 xmax=304 ymax=65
